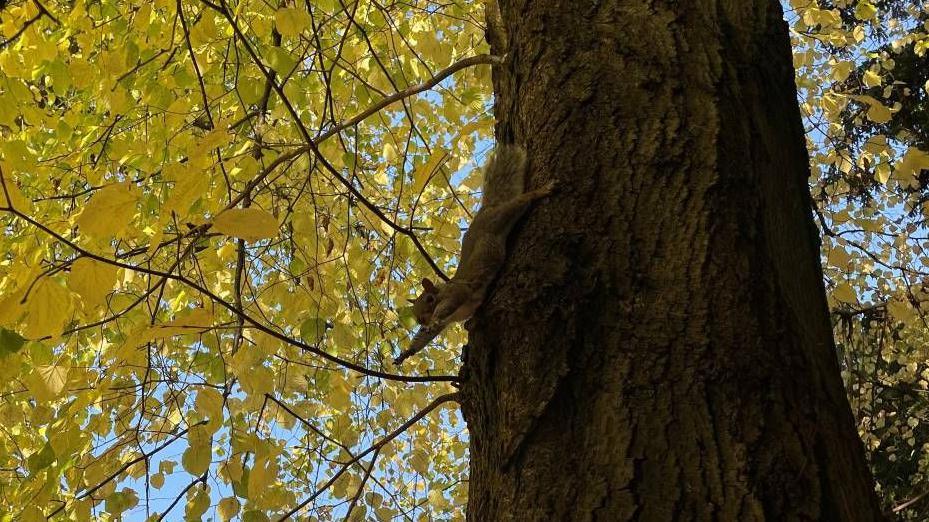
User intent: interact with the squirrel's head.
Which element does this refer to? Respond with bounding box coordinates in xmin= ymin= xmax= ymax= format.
xmin=408 ymin=278 xmax=439 ymax=325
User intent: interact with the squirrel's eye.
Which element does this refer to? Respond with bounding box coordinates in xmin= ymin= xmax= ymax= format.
xmin=425 ymin=294 xmax=436 ymax=303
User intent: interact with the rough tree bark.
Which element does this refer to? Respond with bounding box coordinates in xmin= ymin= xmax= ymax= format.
xmin=459 ymin=0 xmax=884 ymax=520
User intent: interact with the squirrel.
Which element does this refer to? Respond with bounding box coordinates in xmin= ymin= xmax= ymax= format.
xmin=394 ymin=144 xmax=555 ymax=366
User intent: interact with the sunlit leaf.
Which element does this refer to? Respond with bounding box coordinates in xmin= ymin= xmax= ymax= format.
xmin=182 ymin=426 xmax=212 ymax=476
xmin=75 ymin=182 xmax=139 ymax=240
xmin=68 ymin=257 xmax=118 ymax=313
xmin=25 ymin=365 xmax=69 ymax=402
xmin=274 ymin=8 xmax=310 ymax=38
xmin=213 ymin=208 xmax=280 ymax=242
xmin=185 ymin=487 xmax=210 ymax=521
xmin=218 ymin=497 xmax=241 ymax=521
xmin=854 ymin=1 xmax=877 ymax=20
xmin=21 ymin=278 xmax=71 ymax=339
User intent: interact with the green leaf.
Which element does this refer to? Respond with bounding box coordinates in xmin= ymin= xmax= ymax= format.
xmin=0 ymin=328 xmax=26 ymax=356
xmin=266 ymin=47 xmax=298 ymax=75
xmin=300 ymin=317 xmax=328 ymax=344
xmin=26 ymin=442 xmax=56 ymax=473
xmin=105 ymin=489 xmax=138 ymax=515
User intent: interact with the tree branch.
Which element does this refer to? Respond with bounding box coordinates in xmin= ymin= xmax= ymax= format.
xmin=0 ymin=170 xmax=456 ymax=384
xmin=278 ymin=392 xmax=460 ymax=520
xmin=46 ymin=421 xmax=209 ymax=519
xmin=203 ymin=0 xmax=496 ymax=282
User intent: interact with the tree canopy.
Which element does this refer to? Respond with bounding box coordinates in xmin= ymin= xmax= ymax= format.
xmin=0 ymin=0 xmax=490 ymax=519
xmin=790 ymin=0 xmax=929 ymax=516
xmin=0 ymin=0 xmax=928 ymax=519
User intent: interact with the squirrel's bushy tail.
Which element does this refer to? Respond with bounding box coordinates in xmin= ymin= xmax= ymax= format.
xmin=480 ymin=144 xmax=526 ymax=209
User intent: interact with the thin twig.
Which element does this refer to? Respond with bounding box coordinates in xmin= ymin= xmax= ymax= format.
xmin=0 ymin=170 xmax=456 ymax=384
xmin=278 ymin=392 xmax=459 ymax=520
xmin=46 ymin=421 xmax=208 ymax=519
xmin=202 ymin=0 xmax=497 ymax=282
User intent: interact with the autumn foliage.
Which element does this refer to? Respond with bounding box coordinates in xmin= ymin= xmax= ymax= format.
xmin=0 ymin=0 xmax=928 ymax=519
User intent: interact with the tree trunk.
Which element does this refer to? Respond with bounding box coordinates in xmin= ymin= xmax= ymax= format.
xmin=460 ymin=1 xmax=884 ymax=520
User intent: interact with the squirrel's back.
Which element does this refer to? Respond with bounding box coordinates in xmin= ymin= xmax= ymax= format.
xmin=480 ymin=144 xmax=526 ymax=209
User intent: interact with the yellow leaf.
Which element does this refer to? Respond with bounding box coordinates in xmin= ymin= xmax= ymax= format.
xmin=412 ymin=149 xmax=449 ymax=194
xmin=274 ymin=7 xmax=310 ymax=38
xmin=887 ymin=299 xmax=915 ymax=324
xmin=852 ymin=25 xmax=865 ymax=42
xmin=895 ymin=147 xmax=929 ymax=183
xmin=151 ymin=472 xmax=165 ymax=489
xmin=0 ymin=172 xmax=28 ymax=211
xmin=410 ymin=449 xmax=430 ymax=475
xmin=20 ymin=506 xmax=44 ymax=522
xmin=221 ymin=459 xmax=243 ymax=483
xmin=452 ymin=119 xmax=491 ymax=146
xmin=147 ymin=308 xmax=214 ymax=340
xmin=862 ymin=70 xmax=881 ymax=88
xmin=25 ymin=365 xmax=69 ymax=402
xmin=239 ymin=365 xmax=274 ymax=398
xmin=862 ymin=135 xmax=888 ymax=156
xmin=213 ymin=208 xmax=279 ymax=242
xmin=218 ymin=497 xmax=241 ymax=521
xmin=238 ymin=76 xmax=264 ymax=105
xmin=867 ymin=103 xmax=892 ymax=124
xmin=833 ymin=282 xmax=857 ymax=304
xmin=49 ymin=425 xmax=78 ymax=458
xmin=428 ymin=489 xmax=449 ymax=509
xmin=875 ymin=163 xmax=891 ymax=184
xmin=198 ymin=129 xmax=233 ymax=153
xmin=383 ymin=142 xmax=398 ymax=163
xmin=22 ymin=278 xmax=71 ymax=339
xmin=182 ymin=426 xmax=212 ymax=476
xmin=186 ymin=488 xmax=210 ymax=519
xmin=331 ymin=322 xmax=356 ymax=352
xmin=76 ymin=182 xmax=139 ymax=239
xmin=196 ymin=387 xmax=224 ymax=433
xmin=854 ymin=95 xmax=892 ymax=124
xmin=68 ymin=257 xmax=118 ymax=313
xmin=854 ymin=1 xmax=877 ymax=20
xmin=827 ymin=246 xmax=852 ymax=268
xmin=267 ymin=47 xmax=298 ymax=75
xmin=329 ymin=373 xmax=353 ymax=412
xmin=166 ymin=165 xmax=210 ymax=217
xmin=230 ymin=344 xmax=262 ymax=378
xmin=832 ymin=61 xmax=854 ymax=82
xmin=247 ymin=457 xmax=278 ymax=501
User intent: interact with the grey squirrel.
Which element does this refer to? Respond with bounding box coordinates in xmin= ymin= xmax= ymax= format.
xmin=394 ymin=144 xmax=554 ymax=366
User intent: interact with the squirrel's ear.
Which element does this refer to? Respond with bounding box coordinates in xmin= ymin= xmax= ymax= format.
xmin=422 ymin=278 xmax=436 ymax=291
